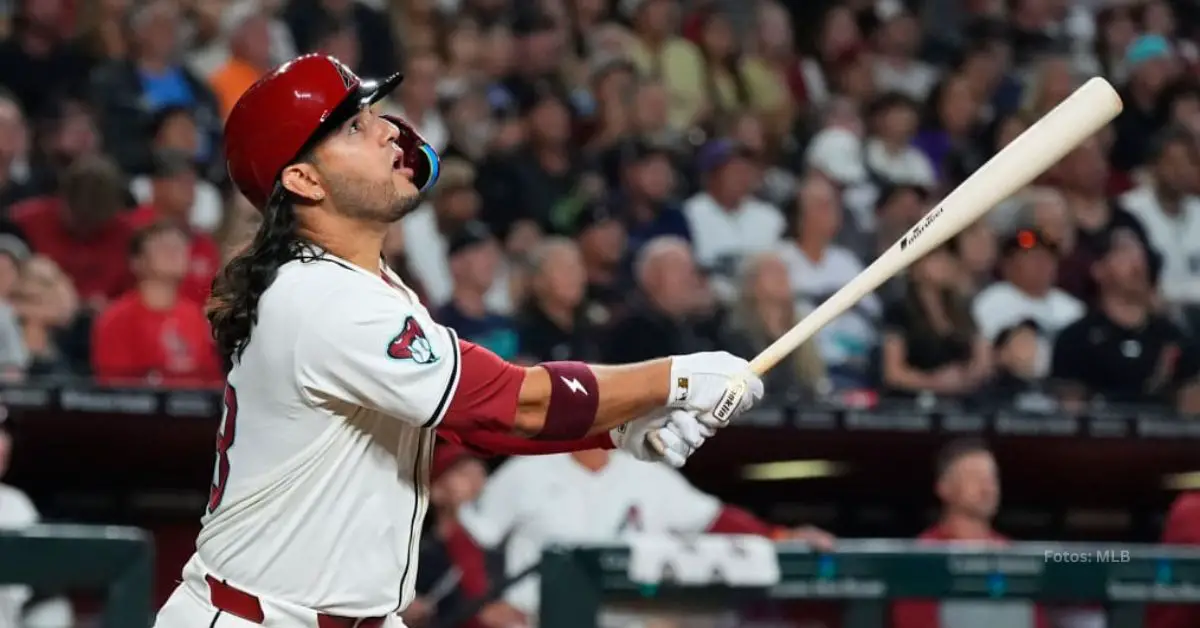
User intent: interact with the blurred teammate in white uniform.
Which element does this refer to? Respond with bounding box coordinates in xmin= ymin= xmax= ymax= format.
xmin=152 ymin=54 xmax=765 ymax=628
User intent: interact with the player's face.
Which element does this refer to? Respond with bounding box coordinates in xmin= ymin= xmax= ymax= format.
xmin=314 ymin=108 xmax=422 ymax=224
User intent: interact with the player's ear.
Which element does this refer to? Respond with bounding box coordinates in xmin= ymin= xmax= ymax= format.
xmin=280 ymin=162 xmax=325 ymax=204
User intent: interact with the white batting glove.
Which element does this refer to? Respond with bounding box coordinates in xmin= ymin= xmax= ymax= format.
xmin=667 ymin=351 xmax=765 ymax=427
xmin=611 ymin=409 xmax=715 ymax=468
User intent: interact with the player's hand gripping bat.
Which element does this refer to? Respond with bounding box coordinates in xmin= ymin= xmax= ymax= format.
xmin=662 ymin=77 xmax=1124 ymax=437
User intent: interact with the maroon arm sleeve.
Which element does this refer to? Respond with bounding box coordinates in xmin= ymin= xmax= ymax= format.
xmin=706 ymin=505 xmax=778 ymax=536
xmin=438 ymin=340 xmax=618 ymax=455
xmin=440 ymin=340 xmax=524 ymax=432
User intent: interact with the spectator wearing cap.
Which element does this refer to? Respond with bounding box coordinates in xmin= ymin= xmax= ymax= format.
xmin=869 ymin=0 xmax=938 ymax=101
xmin=0 ymin=91 xmax=35 ymax=207
xmin=864 ymin=91 xmax=936 ymax=189
xmin=404 ymin=158 xmax=513 ymax=315
xmin=89 ymin=0 xmax=221 ymax=178
xmin=1052 ymin=228 xmax=1200 ymax=412
xmin=131 ymin=108 xmax=224 ymax=232
xmin=402 ymin=438 xmax=492 ymax=628
xmin=882 ymin=245 xmax=991 ymax=398
xmin=893 ymin=440 xmax=1051 ymax=628
xmin=435 ymin=222 xmax=519 ymax=361
xmin=207 ymin=0 xmax=274 ymax=120
xmin=1111 ymin=34 xmax=1178 ymax=173
xmin=603 ymin=235 xmax=712 ymax=362
xmin=610 ymin=140 xmax=691 ymax=263
xmin=128 ymin=151 xmax=222 ymax=305
xmin=10 ymin=154 xmax=138 ymax=308
xmin=282 ymin=0 xmax=396 ymax=79
xmin=623 ymin=0 xmax=707 ymax=133
xmin=91 ymin=222 xmax=221 ymax=386
xmin=777 ymin=174 xmax=879 ymax=390
xmin=973 ymin=229 xmax=1083 ymax=349
xmin=572 ymin=202 xmax=628 ymax=325
xmin=1119 ymin=128 xmax=1200 ymax=313
xmin=381 ymin=50 xmax=448 ymax=153
xmin=682 ymin=139 xmax=785 ymax=301
xmin=516 ymin=237 xmax=601 ymax=364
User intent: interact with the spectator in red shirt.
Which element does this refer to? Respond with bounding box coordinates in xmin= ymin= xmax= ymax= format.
xmin=129 ymin=150 xmax=220 ymax=305
xmin=1146 ymin=492 xmax=1200 ymax=628
xmin=892 ymin=439 xmax=1051 ymax=628
xmin=9 ymin=154 xmax=135 ymax=309
xmin=91 ymin=223 xmax=221 ymax=386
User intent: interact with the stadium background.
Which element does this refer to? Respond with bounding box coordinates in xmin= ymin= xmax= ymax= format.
xmin=2 ymin=0 xmax=1200 ymax=625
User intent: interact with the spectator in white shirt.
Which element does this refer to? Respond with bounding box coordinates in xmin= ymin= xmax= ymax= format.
xmin=776 ymin=174 xmax=880 ymax=389
xmin=870 ymin=0 xmax=939 ymax=101
xmin=1119 ymin=128 xmax=1200 ymax=308
xmin=864 ymin=92 xmax=937 ymax=188
xmin=972 ymin=229 xmax=1084 ymax=366
xmin=683 ymin=139 xmax=786 ymax=302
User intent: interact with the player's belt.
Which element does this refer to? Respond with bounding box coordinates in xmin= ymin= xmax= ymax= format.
xmin=205 ymin=575 xmax=387 ymax=628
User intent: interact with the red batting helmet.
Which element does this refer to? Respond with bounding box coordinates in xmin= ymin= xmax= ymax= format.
xmin=224 ymin=54 xmax=442 ymax=211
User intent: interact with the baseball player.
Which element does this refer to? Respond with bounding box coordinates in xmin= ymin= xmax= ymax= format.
xmin=152 ymin=54 xmax=765 ymax=628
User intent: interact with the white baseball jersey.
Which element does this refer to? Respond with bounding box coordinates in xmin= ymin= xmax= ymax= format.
xmin=457 ymin=451 xmax=721 ymax=615
xmin=191 ymin=248 xmax=462 ymax=616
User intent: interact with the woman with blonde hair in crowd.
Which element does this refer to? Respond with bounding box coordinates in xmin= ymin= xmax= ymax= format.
xmin=721 ymin=251 xmax=829 ymax=399
xmin=1019 ymin=55 xmax=1079 ymax=119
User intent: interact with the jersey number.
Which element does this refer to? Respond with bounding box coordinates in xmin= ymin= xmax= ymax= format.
xmin=207 ymin=385 xmax=238 ymax=513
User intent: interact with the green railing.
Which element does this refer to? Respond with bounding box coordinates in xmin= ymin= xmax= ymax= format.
xmin=540 ymin=539 xmax=1200 ymax=628
xmin=0 ymin=524 xmax=155 ymax=628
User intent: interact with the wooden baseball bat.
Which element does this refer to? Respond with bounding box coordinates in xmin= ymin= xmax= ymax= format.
xmin=705 ymin=77 xmax=1124 ymax=425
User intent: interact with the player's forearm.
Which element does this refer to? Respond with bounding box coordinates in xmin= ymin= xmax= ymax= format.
xmin=512 ymin=359 xmax=672 ymax=438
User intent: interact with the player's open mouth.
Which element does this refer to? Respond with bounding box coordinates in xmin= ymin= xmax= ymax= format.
xmin=391 ymin=149 xmax=414 ymax=180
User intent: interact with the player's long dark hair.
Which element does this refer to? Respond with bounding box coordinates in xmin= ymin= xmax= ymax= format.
xmin=207 ymin=200 xmax=314 ymax=372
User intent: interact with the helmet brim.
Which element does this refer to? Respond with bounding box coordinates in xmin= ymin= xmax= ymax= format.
xmin=265 ymin=71 xmax=406 ymax=209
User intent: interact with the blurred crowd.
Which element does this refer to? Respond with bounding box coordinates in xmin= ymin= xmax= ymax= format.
xmin=0 ymin=0 xmax=1197 ymax=415
xmin=0 ymin=0 xmax=1200 ymax=625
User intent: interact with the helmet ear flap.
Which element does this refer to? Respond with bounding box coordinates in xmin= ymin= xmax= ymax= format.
xmin=382 ymin=114 xmax=441 ymax=193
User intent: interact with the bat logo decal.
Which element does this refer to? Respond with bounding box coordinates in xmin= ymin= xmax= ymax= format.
xmin=900 ymin=205 xmax=945 ymax=251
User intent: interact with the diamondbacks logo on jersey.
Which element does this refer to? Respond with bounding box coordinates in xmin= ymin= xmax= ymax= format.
xmin=388 ymin=316 xmax=439 ymax=364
